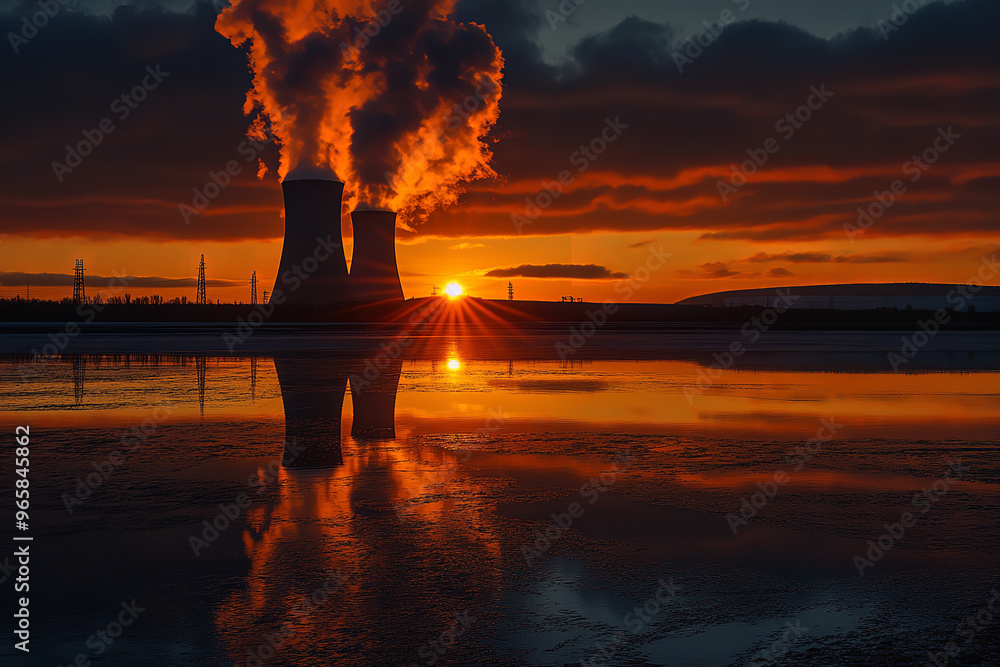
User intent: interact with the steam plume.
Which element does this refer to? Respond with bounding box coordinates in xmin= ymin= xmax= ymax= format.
xmin=216 ymin=0 xmax=503 ymax=221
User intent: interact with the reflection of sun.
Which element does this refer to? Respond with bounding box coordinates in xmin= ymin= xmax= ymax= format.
xmin=444 ymin=282 xmax=464 ymax=298
xmin=446 ymin=358 xmax=461 ymax=371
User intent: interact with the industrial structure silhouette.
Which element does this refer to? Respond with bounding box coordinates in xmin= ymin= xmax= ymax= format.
xmin=272 ymin=173 xmax=404 ymax=306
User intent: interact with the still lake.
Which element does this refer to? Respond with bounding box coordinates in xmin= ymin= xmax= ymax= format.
xmin=1 ymin=337 xmax=998 ymax=666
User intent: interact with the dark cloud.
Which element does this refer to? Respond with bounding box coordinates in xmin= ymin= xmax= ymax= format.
xmin=0 ymin=0 xmax=998 ymax=245
xmin=627 ymin=239 xmax=656 ymax=248
xmin=746 ymin=251 xmax=911 ymax=263
xmin=678 ymin=264 xmax=796 ymax=280
xmin=0 ymin=2 xmax=283 ymax=241
xmin=437 ymin=0 xmax=1000 ymax=241
xmin=700 ymin=262 xmax=740 ymax=278
xmin=747 ymin=251 xmax=833 ymax=263
xmin=484 ymin=263 xmax=628 ymax=279
xmin=832 ymin=253 xmax=912 ymax=264
xmin=688 ymin=262 xmax=740 ymax=279
xmin=453 ymin=0 xmax=552 ymax=88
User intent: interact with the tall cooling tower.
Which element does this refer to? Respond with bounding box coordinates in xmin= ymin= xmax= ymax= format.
xmin=349 ymin=210 xmax=404 ymax=303
xmin=274 ymin=357 xmax=347 ymax=469
xmin=272 ymin=176 xmax=351 ymax=305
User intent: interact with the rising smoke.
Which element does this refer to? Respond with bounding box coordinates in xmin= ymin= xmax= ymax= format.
xmin=216 ymin=0 xmax=503 ymax=221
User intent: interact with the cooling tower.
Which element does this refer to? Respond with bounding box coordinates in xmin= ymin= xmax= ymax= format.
xmin=349 ymin=210 xmax=404 ymax=303
xmin=272 ymin=175 xmax=351 ymax=305
xmin=349 ymin=359 xmax=402 ymax=439
xmin=274 ymin=357 xmax=347 ymax=468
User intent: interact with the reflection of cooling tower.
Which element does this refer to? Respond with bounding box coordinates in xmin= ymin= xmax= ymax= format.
xmin=273 ymin=357 xmax=348 ymax=468
xmin=272 ymin=178 xmax=350 ymax=305
xmin=350 ymin=359 xmax=402 ymax=439
xmin=349 ymin=210 xmax=404 ymax=303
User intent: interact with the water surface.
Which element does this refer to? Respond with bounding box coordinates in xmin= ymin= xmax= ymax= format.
xmin=1 ymin=349 xmax=997 ymax=666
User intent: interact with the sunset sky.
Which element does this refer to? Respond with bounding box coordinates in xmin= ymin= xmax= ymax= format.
xmin=1 ymin=0 xmax=998 ymax=304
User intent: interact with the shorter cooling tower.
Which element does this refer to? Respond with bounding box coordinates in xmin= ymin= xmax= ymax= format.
xmin=350 ymin=359 xmax=402 ymax=439
xmin=349 ymin=210 xmax=404 ymax=303
xmin=272 ymin=176 xmax=351 ymax=305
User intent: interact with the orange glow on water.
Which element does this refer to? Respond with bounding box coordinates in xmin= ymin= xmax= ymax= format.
xmin=5 ymin=353 xmax=999 ymax=664
xmin=5 ymin=356 xmax=1000 ymax=441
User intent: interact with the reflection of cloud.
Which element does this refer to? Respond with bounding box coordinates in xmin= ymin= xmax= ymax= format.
xmin=487 ymin=378 xmax=610 ymax=393
xmin=484 ymin=263 xmax=628 ymax=279
xmin=0 ymin=271 xmax=242 ymax=288
xmin=449 ymin=242 xmax=486 ymax=250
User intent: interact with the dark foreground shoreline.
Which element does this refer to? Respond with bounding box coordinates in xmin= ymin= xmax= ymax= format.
xmin=4 ymin=297 xmax=999 ymax=371
xmin=1 ymin=328 xmax=998 ymax=372
xmin=3 ymin=296 xmax=1000 ymax=327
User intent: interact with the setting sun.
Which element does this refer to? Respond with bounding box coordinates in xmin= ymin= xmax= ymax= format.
xmin=446 ymin=358 xmax=461 ymax=370
xmin=444 ymin=282 xmax=464 ymax=298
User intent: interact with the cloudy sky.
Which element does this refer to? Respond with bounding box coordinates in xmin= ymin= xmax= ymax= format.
xmin=0 ymin=0 xmax=997 ymax=303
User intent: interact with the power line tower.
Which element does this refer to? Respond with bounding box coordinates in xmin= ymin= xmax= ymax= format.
xmin=431 ymin=285 xmax=439 ymax=296
xmin=508 ymin=281 xmax=514 ymax=301
xmin=262 ymin=290 xmax=269 ymax=304
xmin=73 ymin=259 xmax=86 ymax=304
xmin=196 ymin=255 xmax=207 ymax=305
xmin=250 ymin=271 xmax=258 ymax=305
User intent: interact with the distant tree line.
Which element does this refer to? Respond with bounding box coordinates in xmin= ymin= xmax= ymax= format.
xmin=0 ymin=295 xmax=231 ymax=306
